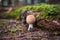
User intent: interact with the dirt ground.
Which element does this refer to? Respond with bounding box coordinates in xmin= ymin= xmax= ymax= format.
xmin=0 ymin=19 xmax=60 ymax=40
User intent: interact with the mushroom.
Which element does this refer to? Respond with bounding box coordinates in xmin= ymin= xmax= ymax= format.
xmin=26 ymin=15 xmax=35 ymax=31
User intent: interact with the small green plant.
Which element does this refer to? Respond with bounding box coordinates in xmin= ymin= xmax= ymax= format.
xmin=11 ymin=28 xmax=18 ymax=33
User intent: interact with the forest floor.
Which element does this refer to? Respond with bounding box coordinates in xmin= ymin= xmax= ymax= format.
xmin=0 ymin=19 xmax=60 ymax=40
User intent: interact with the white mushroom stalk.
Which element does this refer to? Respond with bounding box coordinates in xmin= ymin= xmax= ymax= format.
xmin=28 ymin=24 xmax=33 ymax=31
xmin=26 ymin=15 xmax=35 ymax=31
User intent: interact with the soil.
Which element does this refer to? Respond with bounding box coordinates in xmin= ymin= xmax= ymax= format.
xmin=0 ymin=19 xmax=60 ymax=40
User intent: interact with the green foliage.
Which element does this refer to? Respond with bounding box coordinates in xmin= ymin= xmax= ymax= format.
xmin=5 ymin=3 xmax=60 ymax=20
xmin=26 ymin=3 xmax=60 ymax=19
xmin=11 ymin=28 xmax=18 ymax=33
xmin=5 ymin=6 xmax=29 ymax=19
xmin=6 ymin=8 xmax=20 ymax=19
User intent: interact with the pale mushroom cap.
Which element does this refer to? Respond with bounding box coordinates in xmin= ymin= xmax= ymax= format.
xmin=26 ymin=15 xmax=35 ymax=24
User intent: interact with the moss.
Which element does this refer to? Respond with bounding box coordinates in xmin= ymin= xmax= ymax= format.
xmin=5 ymin=3 xmax=60 ymax=20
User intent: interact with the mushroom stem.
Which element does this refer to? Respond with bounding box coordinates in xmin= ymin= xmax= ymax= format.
xmin=28 ymin=24 xmax=33 ymax=31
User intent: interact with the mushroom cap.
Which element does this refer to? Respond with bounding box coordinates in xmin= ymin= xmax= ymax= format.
xmin=26 ymin=15 xmax=35 ymax=24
